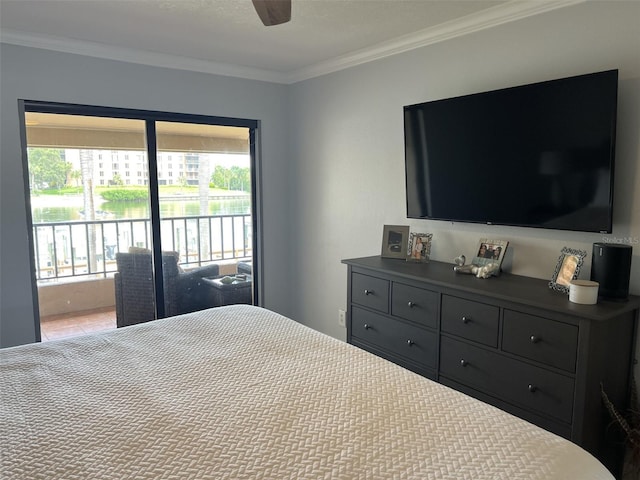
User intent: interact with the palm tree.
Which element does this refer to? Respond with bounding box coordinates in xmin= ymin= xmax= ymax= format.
xmin=80 ymin=150 xmax=98 ymax=273
xmin=69 ymin=169 xmax=81 ymax=187
xmin=198 ymin=155 xmax=210 ymax=262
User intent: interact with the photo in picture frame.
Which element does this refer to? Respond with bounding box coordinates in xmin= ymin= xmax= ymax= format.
xmin=381 ymin=225 xmax=410 ymax=259
xmin=407 ymin=233 xmax=433 ymax=263
xmin=472 ymin=238 xmax=509 ymax=269
xmin=549 ymin=246 xmax=587 ymax=293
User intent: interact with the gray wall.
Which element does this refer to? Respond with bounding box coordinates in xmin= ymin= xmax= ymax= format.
xmin=287 ymin=1 xmax=640 ymax=379
xmin=0 ymin=44 xmax=292 ymax=346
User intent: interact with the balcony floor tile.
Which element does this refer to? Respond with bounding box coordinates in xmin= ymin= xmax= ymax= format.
xmin=40 ymin=307 xmax=116 ymax=342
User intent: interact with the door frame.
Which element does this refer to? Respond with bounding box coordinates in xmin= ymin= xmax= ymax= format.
xmin=19 ymin=100 xmax=262 ymax=340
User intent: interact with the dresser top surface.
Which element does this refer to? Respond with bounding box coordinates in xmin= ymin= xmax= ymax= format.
xmin=343 ymin=256 xmax=640 ymax=321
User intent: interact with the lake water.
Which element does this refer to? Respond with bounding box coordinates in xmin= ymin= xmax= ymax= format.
xmin=31 ymin=196 xmax=251 ymax=223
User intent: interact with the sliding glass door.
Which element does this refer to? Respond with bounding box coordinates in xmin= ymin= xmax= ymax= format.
xmin=21 ymin=101 xmax=258 ymax=341
xmin=153 ymin=121 xmax=254 ymax=315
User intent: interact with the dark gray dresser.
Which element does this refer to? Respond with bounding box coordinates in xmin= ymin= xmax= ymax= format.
xmin=342 ymin=256 xmax=640 ymax=477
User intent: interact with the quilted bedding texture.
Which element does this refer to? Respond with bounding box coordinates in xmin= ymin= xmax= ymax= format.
xmin=1 ymin=305 xmax=613 ymax=479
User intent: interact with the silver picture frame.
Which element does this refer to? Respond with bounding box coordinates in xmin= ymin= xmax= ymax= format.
xmin=549 ymin=246 xmax=587 ymax=293
xmin=407 ymin=232 xmax=433 ymax=263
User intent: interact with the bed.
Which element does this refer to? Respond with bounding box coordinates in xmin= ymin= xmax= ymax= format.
xmin=1 ymin=305 xmax=614 ymax=479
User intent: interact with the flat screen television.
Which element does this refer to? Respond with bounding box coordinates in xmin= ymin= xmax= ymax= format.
xmin=404 ymin=69 xmax=618 ymax=233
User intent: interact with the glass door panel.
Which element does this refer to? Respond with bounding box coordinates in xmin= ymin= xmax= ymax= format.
xmin=25 ymin=112 xmax=154 ymax=337
xmin=154 ymin=121 xmax=253 ymax=312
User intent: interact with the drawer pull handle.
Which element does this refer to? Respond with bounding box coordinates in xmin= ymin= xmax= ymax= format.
xmin=530 ymin=335 xmax=540 ymax=344
xmin=528 ymin=384 xmax=537 ymax=393
xmin=407 ymin=339 xmax=414 ymax=346
xmin=364 ymin=289 xmax=373 ymax=296
xmin=408 ymin=301 xmax=416 ymax=308
xmin=364 ymin=324 xmax=371 ymax=330
xmin=462 ymin=316 xmax=471 ymax=324
xmin=460 ymin=359 xmax=468 ymax=367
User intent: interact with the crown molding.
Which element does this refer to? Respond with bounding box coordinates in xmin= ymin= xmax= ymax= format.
xmin=285 ymin=0 xmax=586 ymax=83
xmin=0 ymin=29 xmax=289 ymax=84
xmin=1 ymin=0 xmax=585 ymax=85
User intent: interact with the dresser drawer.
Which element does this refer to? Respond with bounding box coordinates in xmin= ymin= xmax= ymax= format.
xmin=441 ymin=295 xmax=499 ymax=347
xmin=440 ymin=337 xmax=574 ymax=423
xmin=351 ymin=307 xmax=437 ymax=368
xmin=351 ymin=273 xmax=389 ymax=313
xmin=502 ymin=310 xmax=578 ymax=372
xmin=391 ymin=283 xmax=438 ymax=328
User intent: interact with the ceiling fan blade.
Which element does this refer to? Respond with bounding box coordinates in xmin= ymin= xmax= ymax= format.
xmin=251 ymin=0 xmax=291 ymax=26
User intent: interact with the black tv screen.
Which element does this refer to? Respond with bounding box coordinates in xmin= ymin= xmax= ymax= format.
xmin=404 ymin=69 xmax=618 ymax=233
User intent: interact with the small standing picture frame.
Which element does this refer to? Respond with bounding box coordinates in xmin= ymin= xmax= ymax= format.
xmin=472 ymin=238 xmax=509 ymax=269
xmin=407 ymin=233 xmax=433 ymax=263
xmin=381 ymin=225 xmax=410 ymax=259
xmin=549 ymin=246 xmax=587 ymax=293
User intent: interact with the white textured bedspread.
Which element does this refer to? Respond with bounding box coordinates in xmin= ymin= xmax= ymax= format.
xmin=1 ymin=305 xmax=613 ymax=479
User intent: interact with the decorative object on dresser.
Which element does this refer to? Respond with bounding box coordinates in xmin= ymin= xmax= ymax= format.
xmin=454 ymin=260 xmax=499 ymax=278
xmin=549 ymin=246 xmax=587 ymax=293
xmin=472 ymin=238 xmax=508 ymax=270
xmin=407 ymin=232 xmax=432 ymax=263
xmin=568 ymin=280 xmax=600 ymax=305
xmin=453 ymin=238 xmax=507 ymax=279
xmin=380 ymin=225 xmax=410 ymax=259
xmin=342 ymin=255 xmax=640 ymax=478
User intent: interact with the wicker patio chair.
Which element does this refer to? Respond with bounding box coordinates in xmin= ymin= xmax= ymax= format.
xmin=237 ymin=261 xmax=252 ymax=275
xmin=114 ymin=252 xmax=219 ymax=328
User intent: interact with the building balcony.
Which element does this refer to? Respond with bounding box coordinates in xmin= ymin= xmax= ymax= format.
xmin=36 ymin=214 xmax=252 ymax=341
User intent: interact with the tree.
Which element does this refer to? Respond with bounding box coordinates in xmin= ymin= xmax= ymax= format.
xmin=69 ymin=169 xmax=81 ymax=187
xmin=80 ymin=149 xmax=98 ymax=273
xmin=230 ymin=166 xmax=250 ymax=191
xmin=210 ymin=165 xmax=250 ymax=191
xmin=198 ymin=156 xmax=211 ymax=261
xmin=27 ymin=148 xmax=71 ymax=190
xmin=177 ymin=175 xmax=189 ymax=189
xmin=211 ymin=165 xmax=233 ymax=190
xmin=111 ymin=173 xmax=124 ymax=186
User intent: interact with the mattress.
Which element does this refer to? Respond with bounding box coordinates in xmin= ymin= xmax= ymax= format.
xmin=1 ymin=305 xmax=614 ymax=479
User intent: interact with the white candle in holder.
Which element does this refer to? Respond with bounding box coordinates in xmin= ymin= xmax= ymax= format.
xmin=569 ymin=280 xmax=599 ymax=305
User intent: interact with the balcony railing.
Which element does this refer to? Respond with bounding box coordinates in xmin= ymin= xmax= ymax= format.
xmin=33 ymin=214 xmax=252 ymax=282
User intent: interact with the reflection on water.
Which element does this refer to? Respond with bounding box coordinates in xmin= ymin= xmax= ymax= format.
xmin=31 ymin=198 xmax=251 ymax=223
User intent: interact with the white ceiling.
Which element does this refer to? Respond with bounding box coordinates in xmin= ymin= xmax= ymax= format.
xmin=0 ymin=0 xmax=583 ymax=84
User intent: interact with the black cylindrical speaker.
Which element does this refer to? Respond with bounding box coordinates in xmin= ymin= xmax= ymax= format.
xmin=590 ymin=242 xmax=633 ymax=300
